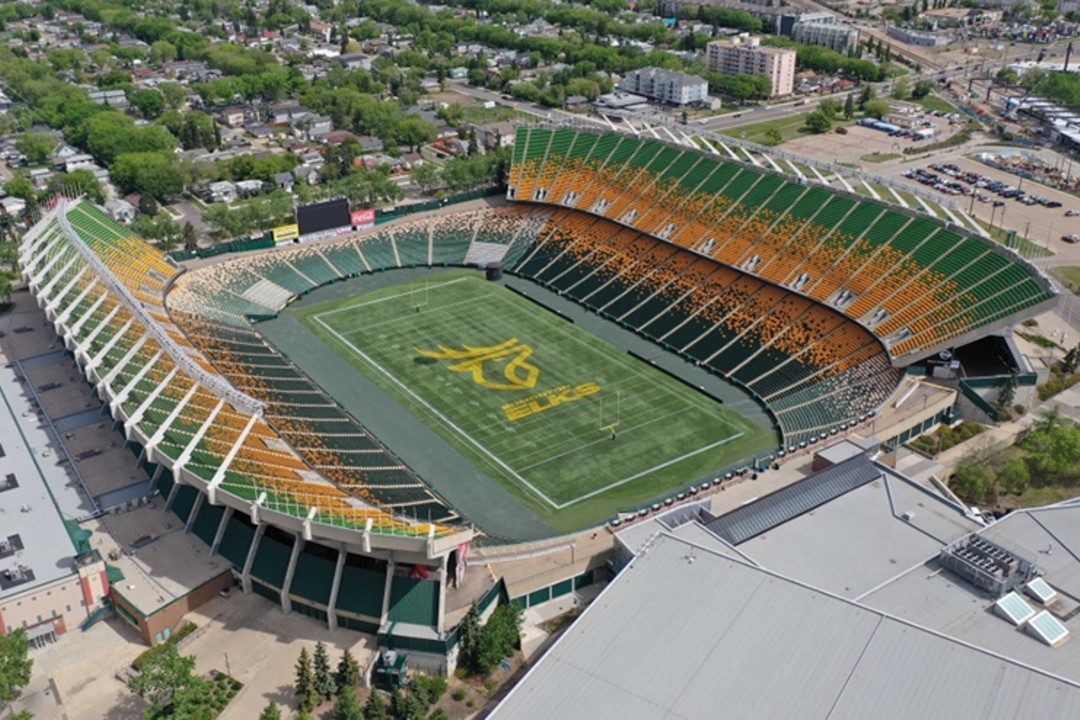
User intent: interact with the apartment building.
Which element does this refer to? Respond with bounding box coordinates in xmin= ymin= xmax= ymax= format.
xmin=706 ymin=36 xmax=796 ymax=98
xmin=619 ymin=67 xmax=710 ymax=106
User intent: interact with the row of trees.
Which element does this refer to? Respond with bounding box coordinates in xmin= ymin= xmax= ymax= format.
xmin=952 ymin=409 xmax=1080 ymax=503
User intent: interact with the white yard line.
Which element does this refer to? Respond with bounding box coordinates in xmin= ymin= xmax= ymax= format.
xmin=316 ymin=276 xmax=471 ymax=318
xmin=554 ymin=433 xmax=745 ymax=509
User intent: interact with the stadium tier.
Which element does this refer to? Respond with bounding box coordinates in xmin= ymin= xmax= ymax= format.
xmin=507 ymin=126 xmax=1056 ymax=361
xmin=20 ymin=199 xmax=461 ymax=547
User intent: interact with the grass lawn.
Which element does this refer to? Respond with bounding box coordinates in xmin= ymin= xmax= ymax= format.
xmin=722 ymin=112 xmax=814 ymax=145
xmin=915 ymin=94 xmax=959 ymax=114
xmin=296 ymin=272 xmax=773 ymax=529
xmin=1051 ymin=266 xmax=1080 ymax=295
xmin=861 ymin=152 xmax=903 ymax=163
xmin=972 ymin=217 xmax=1053 ymax=259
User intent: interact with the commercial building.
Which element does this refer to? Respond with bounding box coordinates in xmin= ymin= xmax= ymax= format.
xmin=706 ymin=36 xmax=796 ymax=98
xmin=618 ymin=67 xmax=710 ymax=106
xmin=793 ymin=21 xmax=859 ymax=53
xmin=887 ymin=26 xmax=951 ymax=47
xmin=0 ymin=362 xmax=111 ymax=646
xmin=492 ymin=447 xmax=1080 ymax=719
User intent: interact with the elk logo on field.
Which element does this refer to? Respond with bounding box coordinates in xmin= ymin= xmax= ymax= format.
xmin=415 ymin=338 xmax=540 ymax=391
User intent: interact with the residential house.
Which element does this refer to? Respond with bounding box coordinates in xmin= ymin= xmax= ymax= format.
xmin=245 ymin=121 xmax=272 ymax=138
xmin=206 ymin=181 xmax=237 ymax=203
xmin=88 ymin=89 xmax=129 ymax=108
xmin=104 ymin=198 xmax=136 ymax=223
xmin=235 ymin=179 xmax=264 ymax=197
xmin=292 ymin=165 xmax=320 ymax=185
xmin=337 ymin=53 xmax=373 ymax=71
xmin=473 ymin=121 xmax=517 ymax=153
xmin=221 ymin=107 xmax=246 ymax=128
xmin=309 ymin=20 xmax=332 ymax=43
xmin=358 ymin=136 xmax=385 ymax=154
xmin=274 ymin=172 xmax=295 ymax=192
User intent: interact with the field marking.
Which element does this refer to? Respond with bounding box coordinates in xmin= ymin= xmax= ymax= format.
xmin=517 ymin=406 xmax=693 ymax=472
xmin=315 ymin=276 xmax=471 ymax=319
xmin=552 ymin=433 xmax=745 ymax=509
xmin=313 ymin=310 xmax=564 ymax=509
xmin=314 ymin=279 xmax=749 ymax=509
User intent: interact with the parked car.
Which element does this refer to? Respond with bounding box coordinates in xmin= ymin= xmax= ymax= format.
xmin=1066 ymin=209 xmax=1079 ymax=217
xmin=1064 ymin=234 xmax=1080 ymax=244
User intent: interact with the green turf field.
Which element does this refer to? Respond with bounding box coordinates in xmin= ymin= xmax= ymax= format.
xmin=297 ymin=272 xmax=774 ymax=527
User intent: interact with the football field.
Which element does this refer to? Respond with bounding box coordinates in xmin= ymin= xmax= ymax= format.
xmin=298 ymin=272 xmax=774 ymax=525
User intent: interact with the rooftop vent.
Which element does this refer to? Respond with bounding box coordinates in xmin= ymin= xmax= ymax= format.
xmin=940 ymin=533 xmax=1038 ymax=597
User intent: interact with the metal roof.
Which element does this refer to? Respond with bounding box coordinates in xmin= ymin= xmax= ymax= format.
xmin=491 ymin=533 xmax=1080 ymax=720
xmin=704 ymin=455 xmax=881 ymax=545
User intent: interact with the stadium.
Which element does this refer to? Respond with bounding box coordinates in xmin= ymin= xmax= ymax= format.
xmin=16 ymin=124 xmax=1058 ymax=668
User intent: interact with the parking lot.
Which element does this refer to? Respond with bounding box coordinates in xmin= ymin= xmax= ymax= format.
xmin=879 ymin=151 xmax=1080 ymax=257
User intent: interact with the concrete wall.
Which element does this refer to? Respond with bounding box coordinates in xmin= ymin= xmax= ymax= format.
xmin=0 ymin=573 xmax=89 ymax=637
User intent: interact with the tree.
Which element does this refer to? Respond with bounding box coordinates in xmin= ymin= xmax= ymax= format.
xmin=81 ymin=111 xmax=176 ymax=165
xmin=863 ymin=99 xmax=891 ymax=119
xmin=410 ymin=162 xmax=441 ymax=194
xmin=763 ymin=128 xmax=783 ymax=146
xmin=951 ymin=463 xmax=994 ymax=502
xmin=3 ymin=177 xmax=36 ymax=201
xmin=331 ymin=686 xmax=364 ymax=720
xmin=818 ymin=98 xmax=842 ymax=119
xmin=314 ymin=641 xmax=337 ymax=701
xmin=804 ymin=110 xmax=832 ymax=134
xmin=362 ymin=689 xmax=387 ymax=720
xmin=891 ymin=77 xmax=910 ymax=100
xmin=295 ymin=647 xmax=321 ymax=712
xmin=139 ymin=194 xmax=160 ymax=217
xmin=912 ymin=79 xmax=934 ymax=99
xmin=182 ymin=221 xmax=198 ymax=251
xmin=996 ymin=370 xmax=1018 ymax=411
xmin=336 ymin=647 xmax=361 ymax=696
xmin=111 ymin=152 xmax=184 ymax=200
xmin=1062 ymin=343 xmax=1080 ymax=375
xmin=45 ymin=169 xmax=104 ymax=204
xmin=396 ymin=116 xmax=437 ymax=152
xmin=127 ymin=645 xmax=196 ymax=715
xmin=458 ymin=604 xmax=482 ymax=675
xmin=843 ymin=93 xmax=855 ymax=119
xmin=259 ymin=702 xmax=283 ymax=720
xmin=858 ymin=84 xmax=876 ymax=109
xmin=129 ymin=88 xmax=166 ymax=119
xmin=0 ymin=628 xmax=33 ymax=702
xmin=997 ymin=458 xmax=1030 ymax=495
xmin=15 ymin=132 xmax=58 ymax=164
xmin=159 ymin=82 xmax=188 ymax=111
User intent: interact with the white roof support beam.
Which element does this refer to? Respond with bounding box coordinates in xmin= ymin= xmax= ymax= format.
xmin=38 ymin=253 xmax=80 ymax=303
xmin=108 ymin=348 xmax=163 ymax=417
xmin=172 ymin=398 xmax=225 ymax=477
xmin=206 ymin=411 xmax=260 ymax=506
xmin=56 ymin=276 xmax=99 ymax=329
xmin=85 ymin=317 xmax=134 ymax=375
xmin=64 ymin=287 xmax=106 ymax=340
xmin=21 ymin=231 xmax=65 ymax=278
xmin=123 ymin=365 xmax=178 ymax=439
xmin=75 ymin=304 xmax=121 ymax=371
xmin=144 ymin=381 xmax=199 ymax=462
xmin=46 ymin=266 xmax=89 ymax=316
xmin=95 ymin=333 xmax=148 ymax=395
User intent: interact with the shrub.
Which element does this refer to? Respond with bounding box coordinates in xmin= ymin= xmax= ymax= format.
xmin=451 ymin=687 xmax=467 ymax=702
xmin=132 ymin=622 xmax=197 ymax=671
